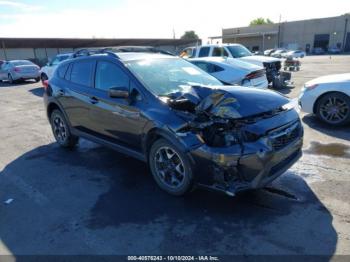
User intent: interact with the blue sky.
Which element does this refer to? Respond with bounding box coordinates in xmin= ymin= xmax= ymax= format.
xmin=0 ymin=0 xmax=349 ymax=40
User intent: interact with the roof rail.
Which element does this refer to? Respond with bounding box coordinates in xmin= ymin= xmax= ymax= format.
xmin=72 ymin=48 xmax=119 ymax=59
xmin=108 ymin=46 xmax=175 ymax=56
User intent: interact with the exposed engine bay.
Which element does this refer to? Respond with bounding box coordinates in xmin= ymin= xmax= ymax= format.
xmin=161 ymin=85 xmax=288 ymax=147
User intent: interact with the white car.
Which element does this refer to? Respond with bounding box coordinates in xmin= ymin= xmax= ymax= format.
xmin=282 ymin=50 xmax=306 ymax=58
xmin=40 ymin=53 xmax=73 ymax=80
xmin=180 ymin=44 xmax=282 ymax=85
xmin=299 ymin=73 xmax=350 ymax=126
xmin=189 ymin=57 xmax=268 ymax=89
xmin=271 ymin=49 xmax=288 ymax=58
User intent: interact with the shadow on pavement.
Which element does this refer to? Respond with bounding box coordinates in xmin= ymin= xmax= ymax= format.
xmin=302 ymin=114 xmax=350 ymax=141
xmin=0 ymin=141 xmax=337 ymax=256
xmin=28 ymin=87 xmax=44 ymax=97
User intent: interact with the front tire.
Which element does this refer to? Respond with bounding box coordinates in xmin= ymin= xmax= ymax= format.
xmin=35 ymin=77 xmax=40 ymax=82
xmin=316 ymin=92 xmax=350 ymax=126
xmin=50 ymin=110 xmax=79 ymax=148
xmin=149 ymin=139 xmax=193 ymax=196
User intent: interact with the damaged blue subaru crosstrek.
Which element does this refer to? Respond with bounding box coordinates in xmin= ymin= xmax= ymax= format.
xmin=44 ymin=48 xmax=303 ymax=196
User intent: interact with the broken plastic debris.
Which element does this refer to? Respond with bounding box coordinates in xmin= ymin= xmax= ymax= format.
xmin=4 ymin=198 xmax=14 ymax=205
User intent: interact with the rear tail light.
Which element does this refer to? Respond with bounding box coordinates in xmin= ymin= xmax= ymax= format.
xmin=245 ymin=69 xmax=265 ymax=80
xmin=14 ymin=67 xmax=21 ymax=72
xmin=43 ymin=80 xmax=49 ymax=90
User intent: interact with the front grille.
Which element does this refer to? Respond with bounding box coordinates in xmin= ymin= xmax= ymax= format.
xmin=270 ymin=121 xmax=301 ymax=151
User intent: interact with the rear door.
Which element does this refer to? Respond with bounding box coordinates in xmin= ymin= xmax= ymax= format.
xmin=56 ymin=59 xmax=96 ymax=131
xmin=88 ymin=60 xmax=147 ymax=151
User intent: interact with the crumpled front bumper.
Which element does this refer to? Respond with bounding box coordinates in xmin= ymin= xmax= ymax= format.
xmin=190 ymin=122 xmax=303 ymax=196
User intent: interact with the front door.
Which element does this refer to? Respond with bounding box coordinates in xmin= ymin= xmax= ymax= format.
xmin=88 ymin=60 xmax=146 ymax=152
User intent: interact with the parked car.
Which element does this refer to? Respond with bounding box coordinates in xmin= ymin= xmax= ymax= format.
xmin=44 ymin=48 xmax=303 ymax=196
xmin=189 ymin=57 xmax=268 ymax=89
xmin=299 ymin=73 xmax=350 ymax=126
xmin=181 ymin=44 xmax=283 ymax=86
xmin=40 ymin=53 xmax=73 ymax=80
xmin=282 ymin=50 xmax=306 ymax=58
xmin=313 ymin=48 xmax=325 ymax=55
xmin=0 ymin=60 xmax=40 ymax=84
xmin=328 ymin=47 xmax=341 ymax=54
xmin=271 ymin=49 xmax=288 ymax=58
xmin=264 ymin=49 xmax=276 ymax=56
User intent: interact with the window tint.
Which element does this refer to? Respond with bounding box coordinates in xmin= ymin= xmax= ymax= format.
xmin=70 ymin=60 xmax=94 ymax=87
xmin=95 ymin=61 xmax=129 ymax=91
xmin=212 ymin=47 xmax=228 ymax=57
xmin=198 ymin=47 xmax=210 ymax=57
xmin=57 ymin=63 xmax=69 ymax=79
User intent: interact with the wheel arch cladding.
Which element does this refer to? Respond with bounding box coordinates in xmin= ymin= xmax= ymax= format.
xmin=47 ymin=102 xmax=61 ymax=118
xmin=144 ymin=128 xmax=196 ymax=166
xmin=313 ymin=91 xmax=350 ymax=114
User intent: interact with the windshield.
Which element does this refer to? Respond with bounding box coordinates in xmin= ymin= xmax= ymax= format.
xmin=12 ymin=60 xmax=34 ymax=66
xmin=125 ymin=57 xmax=223 ymax=96
xmin=226 ymin=45 xmax=252 ymax=58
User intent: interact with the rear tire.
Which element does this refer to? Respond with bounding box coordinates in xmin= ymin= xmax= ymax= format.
xmin=50 ymin=109 xmax=79 ymax=148
xmin=316 ymin=92 xmax=350 ymax=126
xmin=149 ymin=139 xmax=193 ymax=196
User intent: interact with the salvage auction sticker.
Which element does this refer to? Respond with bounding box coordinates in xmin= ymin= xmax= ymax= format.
xmin=127 ymin=256 xmax=219 ymax=261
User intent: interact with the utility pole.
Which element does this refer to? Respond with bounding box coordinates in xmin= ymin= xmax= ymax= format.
xmin=277 ymin=14 xmax=282 ymax=48
xmin=342 ymin=18 xmax=348 ymax=52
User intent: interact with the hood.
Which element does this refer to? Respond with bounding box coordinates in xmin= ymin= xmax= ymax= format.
xmin=165 ymin=85 xmax=290 ymax=119
xmin=238 ymin=55 xmax=281 ymax=65
xmin=306 ymin=73 xmax=350 ymax=85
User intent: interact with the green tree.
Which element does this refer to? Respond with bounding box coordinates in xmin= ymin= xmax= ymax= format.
xmin=249 ymin=18 xmax=274 ymax=26
xmin=180 ymin=31 xmax=199 ymax=40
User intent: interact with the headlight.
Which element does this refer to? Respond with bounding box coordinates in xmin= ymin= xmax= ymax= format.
xmin=282 ymin=98 xmax=300 ymax=113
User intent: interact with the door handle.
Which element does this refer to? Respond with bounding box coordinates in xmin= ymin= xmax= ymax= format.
xmin=89 ymin=96 xmax=99 ymax=104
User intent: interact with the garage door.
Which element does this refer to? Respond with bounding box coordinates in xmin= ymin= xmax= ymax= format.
xmin=313 ymin=34 xmax=330 ymax=50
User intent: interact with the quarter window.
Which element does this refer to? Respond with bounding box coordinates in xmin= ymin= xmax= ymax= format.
xmin=198 ymin=47 xmax=210 ymax=57
xmin=70 ymin=60 xmax=94 ymax=87
xmin=95 ymin=61 xmax=129 ymax=91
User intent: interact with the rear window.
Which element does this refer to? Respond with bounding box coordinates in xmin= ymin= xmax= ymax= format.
xmin=193 ymin=62 xmax=224 ymax=73
xmin=198 ymin=47 xmax=210 ymax=57
xmin=11 ymin=60 xmax=34 ymax=66
xmin=70 ymin=60 xmax=95 ymax=87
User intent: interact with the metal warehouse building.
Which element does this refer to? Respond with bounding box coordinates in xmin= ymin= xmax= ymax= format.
xmin=0 ymin=38 xmax=199 ymax=66
xmin=220 ymin=14 xmax=350 ymax=53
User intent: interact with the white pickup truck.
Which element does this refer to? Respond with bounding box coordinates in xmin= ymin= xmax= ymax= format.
xmin=181 ymin=44 xmax=290 ymax=88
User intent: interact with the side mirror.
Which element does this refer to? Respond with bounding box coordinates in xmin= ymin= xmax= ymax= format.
xmin=109 ymin=87 xmax=129 ymax=98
